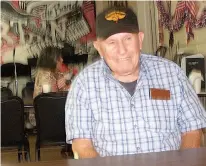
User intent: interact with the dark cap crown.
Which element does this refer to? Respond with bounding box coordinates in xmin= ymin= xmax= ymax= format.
xmin=96 ymin=6 xmax=139 ymax=39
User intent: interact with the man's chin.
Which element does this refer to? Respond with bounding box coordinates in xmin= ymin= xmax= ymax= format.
xmin=116 ymin=70 xmax=134 ymax=76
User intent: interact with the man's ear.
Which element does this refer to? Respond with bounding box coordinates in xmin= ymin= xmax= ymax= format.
xmin=93 ymin=40 xmax=103 ymax=59
xmin=138 ymin=32 xmax=144 ymax=50
xmin=93 ymin=40 xmax=99 ymax=51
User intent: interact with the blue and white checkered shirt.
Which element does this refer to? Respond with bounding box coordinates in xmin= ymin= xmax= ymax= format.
xmin=65 ymin=54 xmax=206 ymax=157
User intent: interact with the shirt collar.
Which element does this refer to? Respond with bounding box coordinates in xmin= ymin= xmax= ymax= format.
xmin=101 ymin=59 xmax=112 ymax=76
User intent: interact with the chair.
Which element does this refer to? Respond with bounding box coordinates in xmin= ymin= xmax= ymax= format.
xmin=22 ymin=84 xmax=34 ymax=107
xmin=1 ymin=87 xmax=13 ymax=100
xmin=22 ymin=84 xmax=37 ymax=133
xmin=33 ymin=92 xmax=73 ymax=161
xmin=1 ymin=96 xmax=31 ymax=162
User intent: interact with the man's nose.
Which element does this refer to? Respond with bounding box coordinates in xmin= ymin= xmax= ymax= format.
xmin=118 ymin=41 xmax=127 ymax=55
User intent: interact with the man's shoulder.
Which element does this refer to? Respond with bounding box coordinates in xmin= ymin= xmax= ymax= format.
xmin=81 ymin=59 xmax=103 ymax=74
xmin=74 ymin=60 xmax=103 ymax=81
xmin=141 ymin=54 xmax=179 ymax=68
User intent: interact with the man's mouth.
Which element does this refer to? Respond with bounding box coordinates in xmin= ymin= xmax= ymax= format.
xmin=119 ymin=57 xmax=130 ymax=61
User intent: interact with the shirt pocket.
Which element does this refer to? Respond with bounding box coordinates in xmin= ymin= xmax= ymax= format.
xmin=143 ymin=99 xmax=178 ymax=133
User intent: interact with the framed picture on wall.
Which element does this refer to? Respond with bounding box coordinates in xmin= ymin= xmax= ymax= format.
xmin=181 ymin=54 xmax=206 ymax=90
xmin=186 ymin=57 xmax=205 ymax=89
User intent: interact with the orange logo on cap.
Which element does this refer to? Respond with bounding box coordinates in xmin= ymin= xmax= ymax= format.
xmin=105 ymin=11 xmax=126 ymax=23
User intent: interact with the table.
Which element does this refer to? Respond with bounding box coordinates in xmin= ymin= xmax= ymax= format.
xmin=2 ymin=147 xmax=206 ymax=166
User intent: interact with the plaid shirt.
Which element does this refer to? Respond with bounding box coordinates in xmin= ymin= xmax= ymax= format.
xmin=65 ymin=54 xmax=206 ymax=157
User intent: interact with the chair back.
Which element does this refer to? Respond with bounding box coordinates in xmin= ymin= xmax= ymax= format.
xmin=34 ymin=92 xmax=68 ymax=144
xmin=1 ymin=87 xmax=13 ymax=101
xmin=1 ymin=96 xmax=24 ymax=146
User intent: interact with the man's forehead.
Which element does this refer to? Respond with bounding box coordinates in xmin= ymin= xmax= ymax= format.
xmin=104 ymin=32 xmax=138 ymax=40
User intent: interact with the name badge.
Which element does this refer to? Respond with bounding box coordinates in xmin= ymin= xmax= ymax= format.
xmin=150 ymin=88 xmax=170 ymax=100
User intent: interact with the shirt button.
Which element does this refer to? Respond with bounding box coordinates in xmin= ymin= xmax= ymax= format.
xmin=136 ymin=147 xmax=140 ymax=150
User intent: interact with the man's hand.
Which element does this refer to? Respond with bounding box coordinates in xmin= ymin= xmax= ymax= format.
xmin=181 ymin=129 xmax=203 ymax=149
xmin=72 ymin=139 xmax=99 ymax=159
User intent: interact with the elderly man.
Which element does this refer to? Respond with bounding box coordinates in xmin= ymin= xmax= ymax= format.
xmin=65 ymin=6 xmax=206 ymax=158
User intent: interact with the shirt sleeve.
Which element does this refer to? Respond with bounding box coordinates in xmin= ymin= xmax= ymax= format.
xmin=65 ymin=74 xmax=92 ymax=144
xmin=177 ymin=68 xmax=206 ymax=133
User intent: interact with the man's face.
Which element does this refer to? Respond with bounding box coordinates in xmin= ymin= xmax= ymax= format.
xmin=94 ymin=32 xmax=144 ymax=77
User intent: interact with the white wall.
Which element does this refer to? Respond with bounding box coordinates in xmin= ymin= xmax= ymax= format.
xmin=0 ymin=1 xmax=159 ymax=97
xmin=156 ymin=1 xmax=206 ymax=60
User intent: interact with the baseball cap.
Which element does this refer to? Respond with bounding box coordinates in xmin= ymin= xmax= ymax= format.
xmin=96 ymin=6 xmax=139 ymax=39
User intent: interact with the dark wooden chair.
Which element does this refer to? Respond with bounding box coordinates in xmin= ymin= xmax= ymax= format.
xmin=33 ymin=92 xmax=73 ymax=161
xmin=1 ymin=87 xmax=13 ymax=100
xmin=1 ymin=96 xmax=31 ymax=162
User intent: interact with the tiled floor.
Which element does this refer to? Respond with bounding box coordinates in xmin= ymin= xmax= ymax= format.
xmin=1 ymin=135 xmax=72 ymax=164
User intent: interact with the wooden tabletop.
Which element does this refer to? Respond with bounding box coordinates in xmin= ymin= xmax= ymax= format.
xmin=2 ymin=147 xmax=206 ymax=166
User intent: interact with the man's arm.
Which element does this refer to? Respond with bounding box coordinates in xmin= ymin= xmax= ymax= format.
xmin=72 ymin=139 xmax=99 ymax=159
xmin=180 ymin=129 xmax=203 ymax=149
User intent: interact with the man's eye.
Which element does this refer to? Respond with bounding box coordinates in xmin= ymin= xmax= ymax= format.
xmin=126 ymin=37 xmax=132 ymax=40
xmin=108 ymin=41 xmax=115 ymax=45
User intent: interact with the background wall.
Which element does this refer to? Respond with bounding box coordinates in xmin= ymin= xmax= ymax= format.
xmin=156 ymin=1 xmax=206 ymax=61
xmin=96 ymin=1 xmax=206 ymax=59
xmin=1 ymin=1 xmax=159 ymax=65
xmin=1 ymin=1 xmax=206 ymax=96
xmin=0 ymin=1 xmax=95 ymax=96
xmin=2 ymin=1 xmax=205 ymax=64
